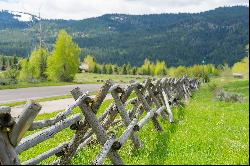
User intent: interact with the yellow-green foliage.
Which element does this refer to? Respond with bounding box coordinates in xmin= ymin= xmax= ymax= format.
xmin=232 ymin=56 xmax=249 ymax=78
xmin=172 ymin=66 xmax=188 ymax=77
xmin=154 ymin=60 xmax=167 ymax=76
xmin=47 ymin=30 xmax=80 ymax=82
xmin=18 ymin=47 xmax=49 ymax=81
xmin=18 ymin=59 xmax=30 ymax=81
xmin=83 ymin=55 xmax=96 ymax=72
xmin=219 ymin=63 xmax=233 ymax=78
xmin=28 ymin=47 xmax=49 ymax=80
xmin=138 ymin=59 xmax=167 ymax=76
xmin=187 ymin=64 xmax=218 ymax=77
xmin=168 ymin=64 xmax=218 ymax=82
xmin=231 ymin=44 xmax=249 ymax=78
xmin=138 ymin=58 xmax=151 ymax=75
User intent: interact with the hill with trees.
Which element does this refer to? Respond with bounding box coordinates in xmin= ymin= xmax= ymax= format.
xmin=0 ymin=6 xmax=249 ymax=67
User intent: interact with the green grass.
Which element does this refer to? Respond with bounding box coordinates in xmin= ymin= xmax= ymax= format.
xmin=0 ymin=73 xmax=150 ymax=90
xmin=0 ymin=81 xmax=77 ymax=90
xmin=18 ymin=78 xmax=249 ymax=165
xmin=74 ymin=73 xmax=150 ymax=84
xmin=18 ymin=99 xmax=114 ymax=164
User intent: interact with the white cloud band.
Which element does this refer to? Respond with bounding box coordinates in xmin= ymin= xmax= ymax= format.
xmin=0 ymin=0 xmax=248 ymax=20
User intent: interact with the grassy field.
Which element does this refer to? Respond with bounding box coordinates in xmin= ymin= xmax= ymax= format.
xmin=18 ymin=78 xmax=249 ymax=165
xmin=0 ymin=73 xmax=149 ymax=90
xmin=74 ymin=73 xmax=151 ymax=84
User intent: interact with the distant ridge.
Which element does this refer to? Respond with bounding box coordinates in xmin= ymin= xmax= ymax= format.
xmin=0 ymin=6 xmax=249 ymax=67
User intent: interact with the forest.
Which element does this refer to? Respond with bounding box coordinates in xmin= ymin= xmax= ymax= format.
xmin=0 ymin=6 xmax=249 ymax=67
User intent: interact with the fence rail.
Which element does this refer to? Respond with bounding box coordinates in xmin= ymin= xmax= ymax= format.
xmin=0 ymin=76 xmax=200 ymax=165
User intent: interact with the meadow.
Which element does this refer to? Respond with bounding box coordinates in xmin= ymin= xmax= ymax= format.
xmin=0 ymin=73 xmax=150 ymax=90
xmin=17 ymin=77 xmax=249 ymax=165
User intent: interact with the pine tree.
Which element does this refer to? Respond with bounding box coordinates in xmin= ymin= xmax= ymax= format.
xmin=108 ymin=64 xmax=113 ymax=74
xmin=93 ymin=64 xmax=99 ymax=73
xmin=126 ymin=63 xmax=131 ymax=75
xmin=132 ymin=67 xmax=137 ymax=75
xmin=102 ymin=65 xmax=107 ymax=74
xmin=122 ymin=64 xmax=127 ymax=75
xmin=113 ymin=65 xmax=119 ymax=74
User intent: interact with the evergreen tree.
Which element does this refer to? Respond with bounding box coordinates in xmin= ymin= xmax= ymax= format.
xmin=93 ymin=64 xmax=99 ymax=73
xmin=113 ymin=65 xmax=119 ymax=74
xmin=0 ymin=56 xmax=6 ymax=70
xmin=122 ymin=64 xmax=127 ymax=75
xmin=108 ymin=64 xmax=113 ymax=74
xmin=102 ymin=64 xmax=107 ymax=74
xmin=131 ymin=67 xmax=137 ymax=75
xmin=13 ymin=55 xmax=18 ymax=65
xmin=126 ymin=63 xmax=131 ymax=75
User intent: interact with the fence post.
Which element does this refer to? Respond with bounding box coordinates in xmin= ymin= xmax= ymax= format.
xmin=111 ymin=86 xmax=141 ymax=149
xmin=71 ymin=88 xmax=123 ymax=165
xmin=1 ymin=101 xmax=41 ymax=165
xmin=0 ymin=106 xmax=19 ymax=165
xmin=59 ymin=80 xmax=113 ymax=165
xmin=133 ymin=83 xmax=163 ymax=131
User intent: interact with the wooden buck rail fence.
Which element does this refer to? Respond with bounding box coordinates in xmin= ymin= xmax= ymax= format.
xmin=0 ymin=76 xmax=200 ymax=165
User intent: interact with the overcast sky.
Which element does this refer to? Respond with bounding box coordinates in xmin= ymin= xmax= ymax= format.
xmin=0 ymin=0 xmax=249 ymax=20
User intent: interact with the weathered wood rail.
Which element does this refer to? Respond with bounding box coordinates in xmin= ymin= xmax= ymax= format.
xmin=0 ymin=76 xmax=200 ymax=165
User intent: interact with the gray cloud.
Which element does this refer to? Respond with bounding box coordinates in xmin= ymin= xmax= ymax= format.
xmin=0 ymin=0 xmax=248 ymax=20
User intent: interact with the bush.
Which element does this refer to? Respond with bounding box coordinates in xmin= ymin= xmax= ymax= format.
xmin=215 ymin=88 xmax=243 ymax=102
xmin=0 ymin=68 xmax=19 ymax=85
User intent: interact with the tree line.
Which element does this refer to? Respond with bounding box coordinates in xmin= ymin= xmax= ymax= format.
xmin=83 ymin=55 xmax=167 ymax=76
xmin=0 ymin=29 xmax=80 ymax=85
xmin=0 ymin=55 xmax=19 ymax=70
xmin=83 ymin=54 xmax=221 ymax=82
xmin=1 ymin=28 xmax=248 ymax=86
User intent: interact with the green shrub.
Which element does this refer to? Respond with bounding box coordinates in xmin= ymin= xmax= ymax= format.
xmin=215 ymin=88 xmax=243 ymax=102
xmin=0 ymin=68 xmax=19 ymax=85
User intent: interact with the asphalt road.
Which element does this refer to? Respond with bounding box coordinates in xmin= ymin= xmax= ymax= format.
xmin=10 ymin=94 xmax=113 ymax=117
xmin=0 ymin=84 xmax=102 ymax=104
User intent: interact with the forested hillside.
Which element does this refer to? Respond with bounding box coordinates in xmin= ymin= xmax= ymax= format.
xmin=0 ymin=6 xmax=248 ymax=67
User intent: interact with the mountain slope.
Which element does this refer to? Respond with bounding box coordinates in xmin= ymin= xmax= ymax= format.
xmin=0 ymin=6 xmax=249 ymax=67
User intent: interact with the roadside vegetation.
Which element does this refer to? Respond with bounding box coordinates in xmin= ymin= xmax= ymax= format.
xmin=17 ymin=78 xmax=249 ymax=165
xmin=0 ymin=94 xmax=72 ymax=107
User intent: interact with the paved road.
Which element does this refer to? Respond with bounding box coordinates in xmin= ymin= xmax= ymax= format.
xmin=0 ymin=84 xmax=102 ymax=104
xmin=10 ymin=94 xmax=112 ymax=118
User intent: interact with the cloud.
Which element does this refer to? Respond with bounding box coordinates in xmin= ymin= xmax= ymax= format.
xmin=0 ymin=0 xmax=248 ymax=20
